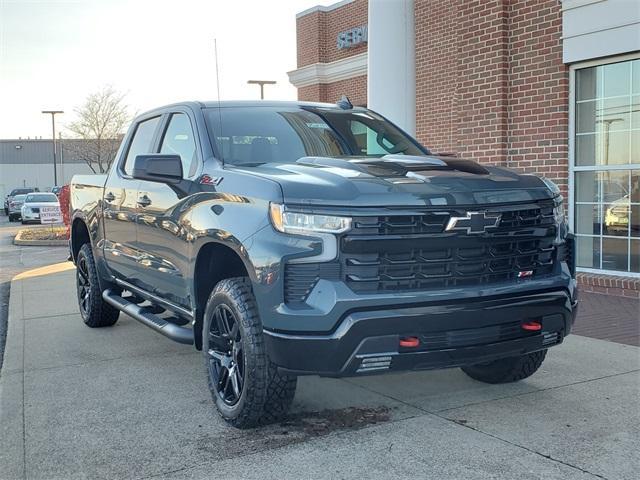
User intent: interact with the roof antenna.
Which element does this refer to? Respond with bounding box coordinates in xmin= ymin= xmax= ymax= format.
xmin=214 ymin=38 xmax=224 ymax=163
xmin=337 ymin=95 xmax=353 ymax=110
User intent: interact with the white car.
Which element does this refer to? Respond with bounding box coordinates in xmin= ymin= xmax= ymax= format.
xmin=21 ymin=192 xmax=60 ymax=224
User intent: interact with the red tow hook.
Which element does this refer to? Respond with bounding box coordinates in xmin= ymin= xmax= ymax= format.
xmin=521 ymin=321 xmax=542 ymax=331
xmin=399 ymin=336 xmax=420 ymax=348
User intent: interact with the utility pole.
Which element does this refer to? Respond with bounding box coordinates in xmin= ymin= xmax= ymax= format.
xmin=42 ymin=110 xmax=64 ymax=185
xmin=247 ymin=80 xmax=276 ymax=100
xmin=59 ymin=132 xmax=64 ymax=183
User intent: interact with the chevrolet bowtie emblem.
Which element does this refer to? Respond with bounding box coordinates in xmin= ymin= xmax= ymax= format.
xmin=445 ymin=211 xmax=502 ymax=234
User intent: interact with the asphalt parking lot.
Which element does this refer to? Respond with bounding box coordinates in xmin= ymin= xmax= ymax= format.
xmin=0 ymin=262 xmax=638 ymax=480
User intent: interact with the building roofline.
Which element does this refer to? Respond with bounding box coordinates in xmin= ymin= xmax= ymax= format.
xmin=296 ymin=0 xmax=356 ymax=19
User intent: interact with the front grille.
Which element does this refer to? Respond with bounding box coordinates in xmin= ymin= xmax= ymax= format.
xmin=282 ymin=201 xmax=563 ymax=303
xmin=31 ymin=207 xmax=40 ymax=213
xmin=343 ymin=201 xmax=558 ymax=294
xmin=411 ymin=321 xmax=534 ymax=352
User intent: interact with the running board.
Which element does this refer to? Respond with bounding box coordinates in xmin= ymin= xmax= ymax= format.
xmin=102 ymin=289 xmax=194 ymax=345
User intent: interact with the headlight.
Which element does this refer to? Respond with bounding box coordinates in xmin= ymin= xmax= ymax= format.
xmin=541 ymin=177 xmax=561 ymax=196
xmin=269 ymin=203 xmax=351 ymax=235
xmin=554 ymin=199 xmax=565 ymax=224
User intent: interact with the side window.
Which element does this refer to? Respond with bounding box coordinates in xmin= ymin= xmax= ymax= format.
xmin=160 ymin=113 xmax=198 ymax=177
xmin=122 ymin=116 xmax=161 ymax=175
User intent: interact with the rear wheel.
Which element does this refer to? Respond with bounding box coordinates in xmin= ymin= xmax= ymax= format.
xmin=76 ymin=243 xmax=119 ymax=328
xmin=203 ymin=277 xmax=296 ymax=428
xmin=461 ymin=350 xmax=547 ymax=384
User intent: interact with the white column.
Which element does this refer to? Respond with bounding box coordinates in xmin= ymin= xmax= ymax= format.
xmin=367 ymin=0 xmax=415 ymax=135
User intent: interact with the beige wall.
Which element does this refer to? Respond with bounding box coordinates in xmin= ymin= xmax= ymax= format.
xmin=0 ymin=162 xmax=95 ymax=200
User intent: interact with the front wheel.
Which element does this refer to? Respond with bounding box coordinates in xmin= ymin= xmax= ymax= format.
xmin=461 ymin=350 xmax=547 ymax=384
xmin=76 ymin=243 xmax=119 ymax=328
xmin=203 ymin=277 xmax=296 ymax=428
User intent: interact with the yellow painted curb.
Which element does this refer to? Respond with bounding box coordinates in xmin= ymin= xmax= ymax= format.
xmin=13 ymin=262 xmax=75 ymax=281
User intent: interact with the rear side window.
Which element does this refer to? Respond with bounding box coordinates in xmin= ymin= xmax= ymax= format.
xmin=122 ymin=117 xmax=161 ymax=175
xmin=160 ymin=113 xmax=198 ymax=177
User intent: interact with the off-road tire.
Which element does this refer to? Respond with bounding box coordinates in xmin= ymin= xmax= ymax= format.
xmin=203 ymin=277 xmax=296 ymax=429
xmin=76 ymin=243 xmax=119 ymax=328
xmin=461 ymin=350 xmax=547 ymax=384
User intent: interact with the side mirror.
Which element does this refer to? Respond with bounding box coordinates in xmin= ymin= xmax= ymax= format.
xmin=132 ymin=154 xmax=183 ymax=184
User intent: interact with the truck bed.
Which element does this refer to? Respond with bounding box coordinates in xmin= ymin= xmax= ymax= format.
xmin=70 ymin=174 xmax=106 ymax=217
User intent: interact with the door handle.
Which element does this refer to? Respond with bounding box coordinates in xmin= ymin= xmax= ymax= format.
xmin=137 ymin=195 xmax=152 ymax=207
xmin=104 ymin=192 xmax=115 ymax=202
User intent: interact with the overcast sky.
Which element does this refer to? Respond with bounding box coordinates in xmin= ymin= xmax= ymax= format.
xmin=0 ymin=0 xmax=330 ymax=139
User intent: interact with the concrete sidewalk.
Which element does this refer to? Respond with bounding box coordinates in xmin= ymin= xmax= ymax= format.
xmin=1 ymin=265 xmax=639 ymax=480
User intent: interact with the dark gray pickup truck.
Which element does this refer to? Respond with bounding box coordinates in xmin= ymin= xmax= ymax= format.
xmin=69 ymin=100 xmax=577 ymax=428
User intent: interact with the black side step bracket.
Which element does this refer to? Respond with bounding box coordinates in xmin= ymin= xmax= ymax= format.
xmin=102 ymin=289 xmax=194 ymax=345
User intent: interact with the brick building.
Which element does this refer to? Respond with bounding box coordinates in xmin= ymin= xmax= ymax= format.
xmin=288 ymin=0 xmax=639 ymax=294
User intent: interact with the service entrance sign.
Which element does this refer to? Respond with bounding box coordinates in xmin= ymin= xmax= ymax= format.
xmin=40 ymin=205 xmax=63 ymax=224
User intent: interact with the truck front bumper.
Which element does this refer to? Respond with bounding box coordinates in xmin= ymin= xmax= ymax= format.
xmin=264 ymin=289 xmax=577 ymax=377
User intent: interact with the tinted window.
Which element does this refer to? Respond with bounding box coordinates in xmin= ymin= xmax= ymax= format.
xmin=205 ymin=106 xmax=426 ymax=165
xmin=160 ymin=113 xmax=198 ymax=177
xmin=25 ymin=193 xmax=58 ymax=203
xmin=123 ymin=116 xmax=161 ymax=175
xmin=10 ymin=188 xmax=34 ymax=196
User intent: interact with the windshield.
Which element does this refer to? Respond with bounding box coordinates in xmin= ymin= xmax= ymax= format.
xmin=204 ymin=106 xmax=428 ymax=165
xmin=25 ymin=193 xmax=58 ymax=203
xmin=12 ymin=195 xmax=27 ymax=202
xmin=10 ymin=188 xmax=33 ymax=196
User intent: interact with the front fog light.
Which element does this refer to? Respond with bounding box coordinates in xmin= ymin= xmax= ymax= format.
xmin=269 ymin=203 xmax=351 ymax=235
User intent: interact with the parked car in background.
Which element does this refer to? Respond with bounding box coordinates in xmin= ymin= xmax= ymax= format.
xmin=4 ymin=187 xmax=39 ymax=215
xmin=7 ymin=194 xmax=27 ymax=222
xmin=21 ymin=192 xmax=60 ymax=224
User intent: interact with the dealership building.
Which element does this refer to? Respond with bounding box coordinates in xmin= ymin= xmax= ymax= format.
xmin=289 ymin=0 xmax=640 ymax=295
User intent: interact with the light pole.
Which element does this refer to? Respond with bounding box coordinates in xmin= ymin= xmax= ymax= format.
xmin=247 ymin=80 xmax=276 ymax=100
xmin=42 ymin=110 xmax=64 ymax=185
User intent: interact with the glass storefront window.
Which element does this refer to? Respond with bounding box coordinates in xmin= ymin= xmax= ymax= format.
xmin=573 ymin=58 xmax=640 ymax=274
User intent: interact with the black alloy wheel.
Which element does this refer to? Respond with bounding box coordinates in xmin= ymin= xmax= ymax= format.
xmin=202 ymin=277 xmax=297 ymax=428
xmin=76 ymin=253 xmax=91 ymax=317
xmin=75 ymin=243 xmax=119 ymax=327
xmin=207 ymin=304 xmax=245 ymax=406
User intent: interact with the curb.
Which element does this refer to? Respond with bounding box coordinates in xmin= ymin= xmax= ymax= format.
xmin=0 ymin=274 xmax=25 ymax=480
xmin=13 ymin=229 xmax=68 ymax=247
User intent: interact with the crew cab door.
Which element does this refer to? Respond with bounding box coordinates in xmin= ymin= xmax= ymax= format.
xmin=134 ymin=111 xmax=201 ymax=309
xmin=102 ymin=115 xmax=161 ymax=282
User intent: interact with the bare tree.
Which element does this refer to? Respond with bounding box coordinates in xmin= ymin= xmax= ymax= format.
xmin=65 ymin=86 xmax=131 ymax=173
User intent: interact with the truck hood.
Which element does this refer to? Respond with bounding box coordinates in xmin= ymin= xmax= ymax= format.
xmin=229 ymin=155 xmax=555 ymax=207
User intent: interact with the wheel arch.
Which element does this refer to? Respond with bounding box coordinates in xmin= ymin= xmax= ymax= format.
xmin=70 ymin=217 xmax=91 ymax=263
xmin=192 ymin=241 xmax=253 ymax=350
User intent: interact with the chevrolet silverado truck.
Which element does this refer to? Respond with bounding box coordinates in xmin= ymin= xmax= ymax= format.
xmin=69 ymin=100 xmax=577 ymax=428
